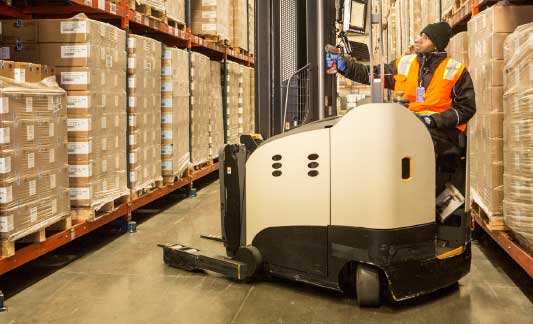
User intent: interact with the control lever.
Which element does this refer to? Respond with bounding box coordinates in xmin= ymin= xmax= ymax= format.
xmin=325 ymin=45 xmax=342 ymax=74
xmin=393 ymin=91 xmax=410 ymax=108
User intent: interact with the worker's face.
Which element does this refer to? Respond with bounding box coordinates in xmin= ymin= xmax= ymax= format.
xmin=414 ymin=33 xmax=436 ymax=53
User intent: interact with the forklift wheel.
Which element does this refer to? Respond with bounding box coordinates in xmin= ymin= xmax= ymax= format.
xmin=356 ymin=264 xmax=381 ymax=307
xmin=235 ymin=245 xmax=263 ymax=279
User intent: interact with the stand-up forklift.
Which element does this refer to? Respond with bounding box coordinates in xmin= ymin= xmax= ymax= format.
xmin=161 ymin=0 xmax=471 ymax=306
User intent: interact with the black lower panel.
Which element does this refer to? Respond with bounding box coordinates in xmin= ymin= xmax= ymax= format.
xmin=252 ymin=226 xmax=327 ymax=277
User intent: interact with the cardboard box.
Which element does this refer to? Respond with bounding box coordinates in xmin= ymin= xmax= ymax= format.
xmin=191 ymin=0 xmax=231 ymax=41
xmin=471 ymin=5 xmax=533 ymax=34
xmin=0 ymin=20 xmax=39 ymax=43
xmin=38 ymin=43 xmax=117 ymax=68
xmin=0 ymin=43 xmax=40 ymax=63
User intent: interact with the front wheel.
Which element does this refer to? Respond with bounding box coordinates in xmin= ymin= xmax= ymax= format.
xmin=356 ymin=264 xmax=381 ymax=307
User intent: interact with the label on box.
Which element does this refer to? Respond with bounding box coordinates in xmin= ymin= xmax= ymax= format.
xmin=114 ymin=136 xmax=119 ymax=149
xmin=162 ymin=161 xmax=173 ymax=171
xmin=110 ymin=2 xmax=116 ymax=14
xmin=26 ymin=97 xmax=33 ymax=112
xmin=51 ymin=198 xmax=57 ymax=215
xmin=49 ymin=122 xmax=54 ymax=137
xmin=161 ymin=98 xmax=172 ymax=108
xmin=29 ymin=179 xmax=36 ymax=196
xmin=102 ymin=159 xmax=107 ymax=172
xmin=0 ymin=186 xmax=13 ymax=204
xmin=128 ymin=57 xmax=135 ymax=69
xmin=30 ymin=207 xmax=38 ymax=223
xmin=0 ymin=97 xmax=8 ymax=114
xmin=50 ymin=174 xmax=56 ymax=189
xmin=202 ymin=0 xmax=216 ymax=6
xmin=61 ymin=72 xmax=88 ymax=85
xmin=14 ymin=68 xmax=25 ymax=83
xmin=0 ymin=157 xmax=11 ymax=174
xmin=61 ymin=21 xmax=87 ymax=34
xmin=129 ymin=115 xmax=136 ymax=126
xmin=68 ymin=142 xmax=91 ymax=154
xmin=161 ymin=82 xmax=172 ymax=91
xmin=202 ymin=11 xmax=217 ymax=19
xmin=70 ymin=187 xmax=90 ymax=200
xmin=101 ymin=116 xmax=107 ymax=129
xmin=129 ymin=152 xmax=136 ymax=164
xmin=128 ymin=37 xmax=136 ymax=49
xmin=0 ymin=47 xmax=10 ymax=60
xmin=129 ymin=134 xmax=136 ymax=145
xmin=202 ymin=24 xmax=217 ymax=32
xmin=0 ymin=215 xmax=14 ymax=232
xmin=69 ymin=164 xmax=91 ymax=177
xmin=102 ymin=137 xmax=107 ymax=150
xmin=162 ymin=130 xmax=172 ymax=139
xmin=162 ymin=50 xmax=171 ymax=59
xmin=48 ymin=97 xmax=55 ymax=111
xmin=161 ymin=66 xmax=171 ymax=76
xmin=27 ymin=125 xmax=34 ymax=141
xmin=49 ymin=148 xmax=55 ymax=163
xmin=144 ymin=61 xmax=152 ymax=73
xmin=28 ymin=152 xmax=35 ymax=169
xmin=68 ymin=118 xmax=90 ymax=132
xmin=161 ymin=114 xmax=172 ymax=124
xmin=67 ymin=96 xmax=89 ymax=109
xmin=238 ymin=97 xmax=244 ymax=104
xmin=129 ymin=171 xmax=136 ymax=183
xmin=128 ymin=77 xmax=136 ymax=88
xmin=106 ymin=55 xmax=113 ymax=68
xmin=61 ymin=44 xmax=89 ymax=58
xmin=129 ymin=96 xmax=136 ymax=108
xmin=161 ymin=145 xmax=172 ymax=155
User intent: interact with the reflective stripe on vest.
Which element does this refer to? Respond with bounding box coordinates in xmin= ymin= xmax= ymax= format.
xmin=397 ymin=54 xmax=417 ymax=76
xmin=443 ymin=59 xmax=463 ymax=81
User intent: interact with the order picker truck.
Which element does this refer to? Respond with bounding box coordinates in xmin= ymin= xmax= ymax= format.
xmin=160 ymin=0 xmax=471 ymax=306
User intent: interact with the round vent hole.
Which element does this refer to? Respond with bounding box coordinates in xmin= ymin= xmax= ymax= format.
xmin=272 ymin=163 xmax=282 ymax=169
xmin=272 ymin=170 xmax=282 ymax=177
xmin=308 ymin=162 xmax=319 ymax=169
xmin=308 ymin=170 xmax=319 ymax=177
xmin=308 ymin=154 xmax=319 ymax=160
xmin=272 ymin=155 xmax=282 ymax=161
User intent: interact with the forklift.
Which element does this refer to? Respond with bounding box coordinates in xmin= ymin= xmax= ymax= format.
xmin=161 ymin=0 xmax=471 ymax=306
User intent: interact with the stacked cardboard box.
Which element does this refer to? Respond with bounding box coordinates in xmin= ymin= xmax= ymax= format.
xmin=166 ymin=0 xmax=185 ymax=23
xmin=386 ymin=9 xmax=398 ymax=62
xmin=226 ymin=61 xmax=240 ymax=144
xmin=248 ymin=0 xmax=254 ymax=56
xmin=35 ymin=15 xmax=129 ymax=216
xmin=161 ymin=46 xmax=190 ymax=183
xmin=0 ymin=20 xmax=39 ymax=63
xmin=208 ymin=61 xmax=224 ymax=159
xmin=249 ymin=66 xmax=255 ymax=133
xmin=127 ymin=35 xmax=162 ymax=193
xmin=136 ymin=0 xmax=166 ymax=12
xmin=503 ymin=23 xmax=533 ymax=252
xmin=232 ymin=0 xmax=248 ymax=51
xmin=190 ymin=52 xmax=210 ymax=165
xmin=447 ymin=32 xmax=469 ymax=67
xmin=239 ymin=66 xmax=253 ymax=136
xmin=191 ymin=0 xmax=231 ymax=42
xmin=468 ymin=5 xmax=533 ymax=220
xmin=0 ymin=66 xmax=70 ymax=243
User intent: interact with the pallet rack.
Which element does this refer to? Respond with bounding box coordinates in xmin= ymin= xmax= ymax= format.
xmin=0 ymin=0 xmax=253 ymax=280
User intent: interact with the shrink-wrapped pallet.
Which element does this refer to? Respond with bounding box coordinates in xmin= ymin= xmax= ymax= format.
xmin=165 ymin=0 xmax=185 ymax=22
xmin=232 ymin=0 xmax=248 ymax=51
xmin=447 ymin=32 xmax=469 ymax=67
xmin=225 ymin=61 xmax=240 ymax=144
xmin=208 ymin=61 xmax=224 ymax=159
xmin=190 ymin=52 xmax=210 ymax=165
xmin=191 ymin=0 xmax=231 ymax=42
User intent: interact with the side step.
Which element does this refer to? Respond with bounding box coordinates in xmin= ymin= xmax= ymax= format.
xmin=160 ymin=244 xmax=250 ymax=281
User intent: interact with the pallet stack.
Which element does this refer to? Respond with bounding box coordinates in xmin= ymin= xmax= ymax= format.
xmin=0 ymin=19 xmax=39 ymax=63
xmin=249 ymin=65 xmax=255 ymax=133
xmin=191 ymin=0 xmax=231 ymax=44
xmin=0 ymin=65 xmax=70 ymax=256
xmin=248 ymin=0 xmax=255 ymax=56
xmin=239 ymin=66 xmax=252 ymax=135
xmin=226 ymin=61 xmax=240 ymax=144
xmin=208 ymin=61 xmax=224 ymax=159
xmin=165 ymin=0 xmax=185 ymax=25
xmin=161 ymin=46 xmax=190 ymax=184
xmin=503 ymin=22 xmax=533 ymax=252
xmin=34 ymin=15 xmax=129 ymax=221
xmin=468 ymin=5 xmax=533 ymax=226
xmin=130 ymin=0 xmax=166 ymax=20
xmin=232 ymin=0 xmax=248 ymax=52
xmin=127 ymin=34 xmax=162 ymax=196
xmin=447 ymin=31 xmax=469 ymax=67
xmin=190 ymin=52 xmax=211 ymax=165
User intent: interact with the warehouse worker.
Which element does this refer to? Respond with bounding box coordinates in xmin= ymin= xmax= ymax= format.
xmin=327 ymin=22 xmax=476 ymax=156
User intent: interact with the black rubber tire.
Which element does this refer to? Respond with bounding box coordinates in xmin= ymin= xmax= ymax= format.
xmin=356 ymin=264 xmax=381 ymax=307
xmin=234 ymin=245 xmax=263 ymax=279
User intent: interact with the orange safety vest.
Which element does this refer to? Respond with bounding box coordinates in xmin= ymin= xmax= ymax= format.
xmin=393 ymin=54 xmax=467 ymax=132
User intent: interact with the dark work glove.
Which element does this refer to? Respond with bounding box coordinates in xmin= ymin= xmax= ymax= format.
xmin=418 ymin=114 xmax=436 ymax=128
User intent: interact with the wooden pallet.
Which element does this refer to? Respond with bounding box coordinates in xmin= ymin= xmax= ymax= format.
xmin=71 ymin=194 xmax=130 ymax=223
xmin=471 ymin=199 xmax=508 ymax=231
xmin=1 ymin=215 xmax=71 ymax=258
xmin=232 ymin=47 xmax=249 ymax=56
xmin=163 ymin=168 xmax=191 ymax=185
xmin=129 ymin=0 xmax=165 ymax=21
xmin=192 ymin=159 xmax=215 ymax=171
xmin=130 ymin=180 xmax=164 ymax=200
xmin=199 ymin=34 xmax=231 ymax=47
xmin=166 ymin=16 xmax=186 ymax=31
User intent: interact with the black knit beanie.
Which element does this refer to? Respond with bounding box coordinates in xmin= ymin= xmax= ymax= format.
xmin=420 ymin=22 xmax=452 ymax=52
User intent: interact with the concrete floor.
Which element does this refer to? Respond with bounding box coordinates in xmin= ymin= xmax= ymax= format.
xmin=1 ymin=174 xmax=532 ymax=324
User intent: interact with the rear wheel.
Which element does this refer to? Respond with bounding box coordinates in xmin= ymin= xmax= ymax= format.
xmin=356 ymin=264 xmax=381 ymax=307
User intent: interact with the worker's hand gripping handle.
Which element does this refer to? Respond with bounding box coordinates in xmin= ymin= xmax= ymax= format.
xmin=325 ymin=45 xmax=342 ymax=75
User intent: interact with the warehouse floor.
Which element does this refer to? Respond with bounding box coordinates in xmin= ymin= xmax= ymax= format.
xmin=1 ymin=175 xmax=532 ymax=324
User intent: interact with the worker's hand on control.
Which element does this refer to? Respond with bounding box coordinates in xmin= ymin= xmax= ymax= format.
xmin=418 ymin=114 xmax=437 ymax=128
xmin=326 ymin=53 xmax=346 ymax=73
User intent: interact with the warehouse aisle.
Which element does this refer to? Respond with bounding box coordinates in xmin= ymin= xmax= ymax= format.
xmin=1 ymin=176 xmax=531 ymax=324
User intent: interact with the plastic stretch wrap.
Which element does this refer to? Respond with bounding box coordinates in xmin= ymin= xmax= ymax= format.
xmin=165 ymin=0 xmax=185 ymax=22
xmin=208 ymin=61 xmax=224 ymax=159
xmin=190 ymin=52 xmax=210 ymax=165
xmin=232 ymin=0 xmax=247 ymax=50
xmin=128 ymin=35 xmax=162 ymax=191
xmin=0 ymin=76 xmax=69 ymax=241
xmin=503 ymin=23 xmax=533 ymax=252
xmin=161 ymin=46 xmax=190 ymax=180
xmin=191 ymin=0 xmax=231 ymax=41
xmin=225 ymin=61 xmax=240 ymax=144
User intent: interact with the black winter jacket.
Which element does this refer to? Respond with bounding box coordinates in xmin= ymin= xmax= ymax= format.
xmin=339 ymin=52 xmax=476 ymax=129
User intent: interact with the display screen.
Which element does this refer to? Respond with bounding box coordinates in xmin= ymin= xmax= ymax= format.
xmin=350 ymin=1 xmax=366 ymax=31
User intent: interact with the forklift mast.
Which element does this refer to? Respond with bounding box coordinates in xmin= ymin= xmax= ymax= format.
xmin=254 ymin=0 xmax=338 ymax=139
